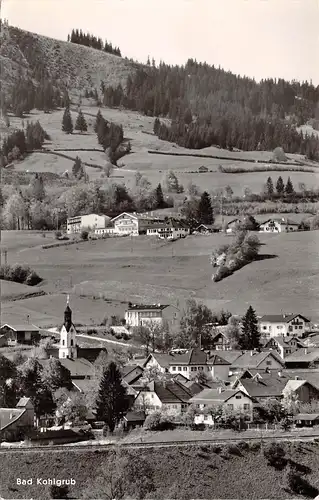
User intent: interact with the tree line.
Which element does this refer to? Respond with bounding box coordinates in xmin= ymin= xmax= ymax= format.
xmin=101 ymin=60 xmax=319 ymax=160
xmin=67 ymin=28 xmax=121 ymax=56
xmin=0 ymin=121 xmax=49 ymax=166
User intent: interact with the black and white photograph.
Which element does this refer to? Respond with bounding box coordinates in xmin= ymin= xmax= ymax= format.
xmin=0 ymin=0 xmax=319 ymax=498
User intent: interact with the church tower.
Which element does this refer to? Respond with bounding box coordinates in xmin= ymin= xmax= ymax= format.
xmin=59 ymin=296 xmax=77 ymax=359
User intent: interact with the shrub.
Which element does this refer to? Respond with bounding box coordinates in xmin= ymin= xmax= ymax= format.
xmin=284 ymin=467 xmax=318 ymax=497
xmin=80 ymin=229 xmax=89 ymax=241
xmin=225 ymin=444 xmax=242 ymax=456
xmin=55 ymin=230 xmax=62 ymax=239
xmin=49 ymin=484 xmax=69 ymax=498
xmin=211 ymin=445 xmax=222 ymax=454
xmin=0 ymin=263 xmax=42 ymax=286
xmin=87 ymin=328 xmax=97 ymax=335
xmin=263 ymin=442 xmax=286 ymax=469
xmin=24 ymin=270 xmax=42 ymax=286
xmin=237 ymin=440 xmax=249 ymax=451
xmin=143 ymin=411 xmax=175 ymax=431
xmin=250 ymin=442 xmax=261 ymax=452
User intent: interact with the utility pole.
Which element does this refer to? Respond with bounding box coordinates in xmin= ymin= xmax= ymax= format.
xmin=220 ymin=194 xmax=224 ymax=229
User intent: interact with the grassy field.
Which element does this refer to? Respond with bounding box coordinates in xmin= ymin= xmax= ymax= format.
xmin=0 ymin=441 xmax=318 ymax=499
xmin=1 ymin=230 xmax=318 ymax=327
xmin=7 ymin=105 xmax=319 ymax=196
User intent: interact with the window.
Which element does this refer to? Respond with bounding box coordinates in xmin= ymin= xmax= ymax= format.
xmin=299 ymin=326 xmax=303 ymax=329
xmin=183 ymin=367 xmax=187 ymax=371
xmin=62 ymin=340 xmax=65 ymax=346
xmin=178 ymin=367 xmax=182 ymax=371
xmin=71 ymin=339 xmax=73 ymax=346
xmin=266 ymin=360 xmax=272 ymax=366
xmin=243 ymin=404 xmax=250 ymax=411
xmin=235 ymin=395 xmax=242 ymax=399
xmin=227 ymin=404 xmax=234 ymax=410
xmin=172 ymin=366 xmax=176 ymax=371
xmin=263 ymin=326 xmax=267 ymax=330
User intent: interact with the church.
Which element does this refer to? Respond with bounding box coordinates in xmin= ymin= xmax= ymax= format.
xmin=47 ymin=299 xmax=107 ymax=379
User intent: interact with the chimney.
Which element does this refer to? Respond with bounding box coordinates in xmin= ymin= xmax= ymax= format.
xmin=304 ymin=348 xmax=308 ymax=355
xmin=295 ymin=376 xmax=299 ymax=380
xmin=278 ymin=371 xmax=282 ymax=378
xmin=218 ymin=387 xmax=223 ymax=394
xmin=10 ymin=412 xmax=13 ymax=419
xmin=250 ymin=351 xmax=254 ymax=356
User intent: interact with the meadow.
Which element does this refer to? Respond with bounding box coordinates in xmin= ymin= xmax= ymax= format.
xmin=1 ymin=229 xmax=318 ymax=327
xmin=0 ymin=441 xmax=319 ymax=499
xmin=6 ymin=105 xmax=319 ymax=196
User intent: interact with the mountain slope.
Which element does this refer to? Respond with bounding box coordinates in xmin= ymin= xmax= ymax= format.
xmin=0 ymin=24 xmax=139 ymax=96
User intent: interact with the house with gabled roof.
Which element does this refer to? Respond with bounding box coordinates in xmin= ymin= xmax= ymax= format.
xmin=284 ymin=348 xmax=319 ymax=369
xmin=224 ymin=350 xmax=285 ymax=374
xmin=0 ymin=397 xmax=35 ymax=439
xmin=0 ymin=323 xmax=40 ymax=346
xmin=259 ymin=313 xmax=310 ymax=338
xmin=259 ymin=218 xmax=300 ymax=233
xmin=225 ymin=219 xmax=240 ymax=234
xmin=167 ymin=348 xmax=231 ymax=381
xmin=263 ymin=336 xmax=305 ymax=359
xmin=189 ymin=388 xmax=253 ymax=425
xmin=133 ymin=379 xmax=193 ymax=416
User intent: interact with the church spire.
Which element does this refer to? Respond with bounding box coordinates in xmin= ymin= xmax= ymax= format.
xmin=64 ymin=296 xmax=72 ymax=332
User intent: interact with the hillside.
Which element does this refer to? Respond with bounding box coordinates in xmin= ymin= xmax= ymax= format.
xmin=0 ymin=24 xmax=139 ymax=97
xmin=0 ymin=442 xmax=319 ymax=499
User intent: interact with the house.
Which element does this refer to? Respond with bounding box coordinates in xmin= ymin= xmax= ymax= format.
xmin=294 ymin=413 xmax=319 ymax=427
xmin=259 ymin=314 xmax=310 ymax=338
xmin=0 ymin=324 xmax=40 ymax=346
xmin=198 ymin=165 xmax=208 ymax=173
xmin=0 ymin=335 xmax=7 ymax=347
xmin=134 ymin=380 xmax=193 ymax=416
xmin=233 ymin=374 xmax=289 ymax=403
xmin=125 ymin=303 xmax=169 ymax=327
xmin=225 ymin=219 xmax=240 ymax=234
xmin=263 ymin=336 xmax=305 ymax=359
xmin=283 ymin=379 xmax=319 ymax=403
xmin=96 ymin=212 xmax=166 ymax=237
xmin=189 ymin=388 xmax=253 ymax=425
xmin=146 ymin=218 xmax=189 ymax=240
xmin=224 ymin=350 xmax=284 ymax=374
xmin=259 ymin=218 xmax=300 ymax=233
xmin=0 ymin=398 xmax=35 ymax=440
xmin=122 ymin=411 xmax=146 ymax=431
xmin=67 ymin=214 xmax=109 ymax=234
xmin=122 ymin=365 xmax=145 ymax=386
xmin=143 ymin=352 xmax=179 ymax=373
xmin=211 ymin=329 xmax=232 ymax=351
xmin=195 ymin=224 xmax=216 ymax=234
xmin=284 ymin=348 xmax=319 ymax=369
xmin=110 ymin=325 xmax=131 ymax=337
xmin=168 ymin=348 xmax=231 ymax=381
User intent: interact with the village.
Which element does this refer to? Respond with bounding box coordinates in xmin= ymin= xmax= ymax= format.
xmin=1 ymin=292 xmax=319 ymax=446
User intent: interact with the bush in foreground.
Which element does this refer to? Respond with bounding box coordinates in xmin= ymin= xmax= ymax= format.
xmin=284 ymin=466 xmax=318 ymax=498
xmin=0 ymin=264 xmax=42 ymax=286
xmin=143 ymin=411 xmax=175 ymax=431
xmin=263 ymin=442 xmax=286 ymax=469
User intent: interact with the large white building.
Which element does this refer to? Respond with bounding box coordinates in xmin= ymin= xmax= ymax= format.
xmin=146 ymin=219 xmax=189 ymax=239
xmin=125 ymin=303 xmax=169 ymax=327
xmin=259 ymin=218 xmax=299 ymax=233
xmin=67 ymin=214 xmax=109 ymax=234
xmin=259 ymin=314 xmax=310 ymax=338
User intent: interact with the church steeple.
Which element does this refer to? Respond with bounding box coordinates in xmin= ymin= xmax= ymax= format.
xmin=59 ymin=296 xmax=77 ymax=359
xmin=64 ymin=295 xmax=72 ymax=331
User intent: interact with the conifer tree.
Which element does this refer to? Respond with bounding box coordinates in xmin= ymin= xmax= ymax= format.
xmin=276 ymin=176 xmax=285 ymax=195
xmin=94 ymin=109 xmax=103 ymax=133
xmin=62 ymin=107 xmax=73 ymax=134
xmin=153 ymin=117 xmax=160 ymax=135
xmin=95 ymin=361 xmax=130 ymax=432
xmin=266 ymin=176 xmax=274 ymax=196
xmin=197 ymin=191 xmax=214 ymax=225
xmin=72 ymin=156 xmax=83 ymax=179
xmin=155 ymin=183 xmax=164 ymax=208
xmin=29 ymin=173 xmax=45 ymax=201
xmin=285 ymin=176 xmax=294 ymax=195
xmin=239 ymin=306 xmax=260 ymax=350
xmin=74 ymin=109 xmax=87 ymax=133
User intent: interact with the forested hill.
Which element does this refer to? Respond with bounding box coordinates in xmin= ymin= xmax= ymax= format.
xmin=103 ymin=60 xmax=319 ymax=159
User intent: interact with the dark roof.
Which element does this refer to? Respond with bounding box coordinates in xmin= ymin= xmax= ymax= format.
xmin=283 ymin=370 xmax=319 ymax=390
xmin=260 ymin=314 xmax=310 ymax=323
xmin=0 ymin=324 xmax=40 ymax=332
xmin=146 ymin=352 xmax=179 ymax=369
xmin=230 ymin=351 xmax=284 ymax=369
xmin=190 ymin=388 xmax=250 ymax=405
xmin=294 ymin=413 xmax=319 ymax=421
xmin=124 ymin=411 xmax=146 ymax=423
xmin=72 ymin=379 xmax=97 ymax=393
xmin=77 ymin=347 xmax=107 ymax=363
xmin=236 ymin=376 xmax=287 ymax=398
xmin=207 ymin=354 xmax=231 ymax=366
xmin=169 ymin=348 xmax=207 ymax=366
xmin=264 ymin=336 xmax=305 ymax=349
xmin=196 ymin=224 xmax=215 ymax=230
xmin=127 ymin=303 xmax=168 ymax=311
xmin=58 ymin=358 xmax=94 ymax=378
xmin=216 ymin=350 xmax=243 ymax=364
xmin=284 ymin=348 xmax=319 ymax=363
xmin=147 ymin=380 xmax=193 ymax=404
xmin=260 ymin=218 xmax=300 ymax=226
xmin=0 ymin=409 xmax=26 ymax=430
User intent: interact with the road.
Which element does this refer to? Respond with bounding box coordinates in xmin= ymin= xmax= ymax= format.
xmin=76 ymin=333 xmax=134 ymax=348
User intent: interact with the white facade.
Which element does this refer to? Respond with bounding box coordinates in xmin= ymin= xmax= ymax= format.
xmin=59 ymin=323 xmax=77 ymax=359
xmin=67 ymin=214 xmax=108 ymax=234
xmin=125 ymin=307 xmax=165 ymax=327
xmin=134 ymin=390 xmax=186 ymax=416
xmin=192 ymin=390 xmax=253 ymax=424
xmin=259 ymin=315 xmax=308 ymax=338
xmin=112 ymin=213 xmax=139 ymax=236
xmin=259 ymin=219 xmax=299 ymax=233
xmin=169 ymin=363 xmax=229 ymax=381
xmin=147 ymin=225 xmax=189 ymax=239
